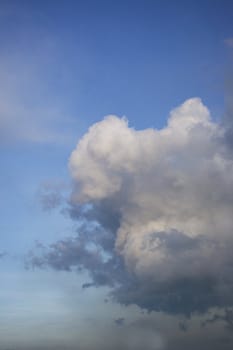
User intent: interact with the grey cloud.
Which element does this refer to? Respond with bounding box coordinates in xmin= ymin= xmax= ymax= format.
xmin=202 ymin=309 xmax=233 ymax=331
xmin=27 ymin=228 xmax=233 ymax=316
xmin=40 ymin=191 xmax=63 ymax=211
xmin=129 ymin=313 xmax=233 ymax=350
xmin=178 ymin=321 xmax=188 ymax=332
xmin=222 ymin=68 xmax=233 ymax=154
xmin=68 ymin=197 xmax=121 ymax=234
xmin=165 ymin=334 xmax=233 ymax=350
xmin=27 ymin=224 xmax=128 ymax=290
xmin=82 ymin=282 xmax=95 ymax=289
xmin=37 ymin=180 xmax=70 ymax=212
xmin=114 ymin=317 xmax=125 ymax=326
xmin=92 ymin=325 xmax=164 ymax=350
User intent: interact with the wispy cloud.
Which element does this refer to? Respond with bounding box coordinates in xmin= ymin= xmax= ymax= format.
xmin=0 ymin=49 xmax=75 ymax=145
xmin=0 ymin=251 xmax=7 ymax=259
xmin=225 ymin=37 xmax=233 ymax=48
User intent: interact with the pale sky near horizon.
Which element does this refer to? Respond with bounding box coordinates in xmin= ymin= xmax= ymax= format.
xmin=1 ymin=1 xmax=233 ymax=349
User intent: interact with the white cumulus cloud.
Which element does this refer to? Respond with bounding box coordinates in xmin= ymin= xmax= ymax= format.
xmin=69 ymin=98 xmax=233 ymax=280
xmin=30 ymin=97 xmax=233 ymax=315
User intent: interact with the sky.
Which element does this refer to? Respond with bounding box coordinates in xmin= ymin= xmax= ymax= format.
xmin=1 ymin=0 xmax=233 ymax=349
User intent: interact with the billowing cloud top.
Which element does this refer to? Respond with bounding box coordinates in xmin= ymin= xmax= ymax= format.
xmin=69 ymin=98 xmax=231 ymax=276
xmin=30 ymin=98 xmax=233 ymax=315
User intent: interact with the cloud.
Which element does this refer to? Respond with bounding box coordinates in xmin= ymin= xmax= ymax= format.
xmin=178 ymin=321 xmax=188 ymax=332
xmin=114 ymin=317 xmax=125 ymax=326
xmin=202 ymin=309 xmax=233 ymax=331
xmin=38 ymin=180 xmax=68 ymax=211
xmin=86 ymin=322 xmax=164 ymax=350
xmin=0 ymin=51 xmax=74 ymax=145
xmin=223 ymin=69 xmax=233 ymax=152
xmin=87 ymin=324 xmax=164 ymax=350
xmin=225 ymin=38 xmax=233 ymax=48
xmin=0 ymin=251 xmax=7 ymax=259
xmin=28 ymin=98 xmax=233 ymax=315
xmin=27 ymin=223 xmax=128 ymax=289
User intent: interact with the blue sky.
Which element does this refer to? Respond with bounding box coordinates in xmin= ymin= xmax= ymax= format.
xmin=1 ymin=1 xmax=233 ymax=349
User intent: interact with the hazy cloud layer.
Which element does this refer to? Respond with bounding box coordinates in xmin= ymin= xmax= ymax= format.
xmin=0 ymin=53 xmax=74 ymax=145
xmin=29 ymin=98 xmax=233 ymax=315
xmin=225 ymin=37 xmax=233 ymax=49
xmin=0 ymin=251 xmax=6 ymax=259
